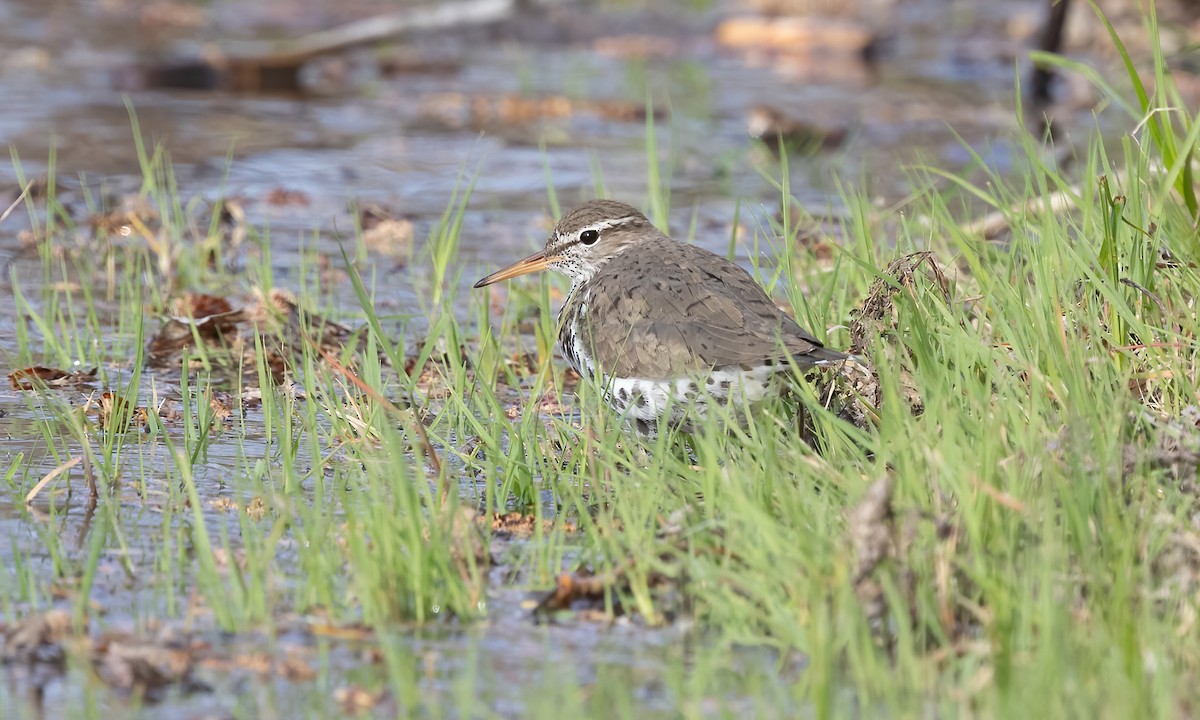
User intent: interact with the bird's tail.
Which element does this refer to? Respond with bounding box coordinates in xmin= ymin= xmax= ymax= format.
xmin=803 ymin=346 xmax=863 ymax=366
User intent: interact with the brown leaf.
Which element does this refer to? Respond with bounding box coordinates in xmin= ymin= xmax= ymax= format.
xmin=94 ymin=391 xmax=150 ymax=431
xmin=533 ymin=571 xmax=612 ymax=615
xmin=169 ymin=292 xmax=234 ymax=319
xmin=265 ymin=188 xmax=311 ymax=207
xmin=8 ymin=366 xmax=98 ymax=391
xmin=147 ymin=294 xmax=246 ymax=366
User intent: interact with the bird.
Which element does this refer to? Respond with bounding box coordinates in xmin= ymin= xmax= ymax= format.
xmin=474 ymin=199 xmax=848 ymax=436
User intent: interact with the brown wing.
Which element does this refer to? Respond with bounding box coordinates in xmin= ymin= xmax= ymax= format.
xmin=577 ymin=239 xmax=836 ymax=379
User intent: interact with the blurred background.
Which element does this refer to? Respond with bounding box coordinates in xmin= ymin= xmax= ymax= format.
xmin=1 ymin=0 xmax=1197 ymax=279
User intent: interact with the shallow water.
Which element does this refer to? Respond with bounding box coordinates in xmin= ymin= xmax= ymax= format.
xmin=0 ymin=0 xmax=1121 ymax=716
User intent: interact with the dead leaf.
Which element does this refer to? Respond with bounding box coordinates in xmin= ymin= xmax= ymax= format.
xmin=8 ymin=366 xmax=98 ymax=390
xmin=533 ymin=571 xmax=613 ymax=615
xmin=265 ymin=188 xmax=311 ymax=207
xmin=93 ymin=391 xmax=150 ymax=431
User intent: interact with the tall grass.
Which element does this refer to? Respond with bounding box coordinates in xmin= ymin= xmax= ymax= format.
xmin=2 ymin=7 xmax=1199 ymax=719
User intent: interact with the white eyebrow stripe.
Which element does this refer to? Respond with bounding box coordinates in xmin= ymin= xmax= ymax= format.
xmin=578 ymin=216 xmax=641 ymax=236
xmin=554 ymin=214 xmax=643 ymax=246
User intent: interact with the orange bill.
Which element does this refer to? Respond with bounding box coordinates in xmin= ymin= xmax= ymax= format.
xmin=473 ymin=250 xmax=559 ymax=288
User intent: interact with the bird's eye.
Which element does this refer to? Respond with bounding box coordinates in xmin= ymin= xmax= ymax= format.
xmin=580 ymin=229 xmax=600 ymax=245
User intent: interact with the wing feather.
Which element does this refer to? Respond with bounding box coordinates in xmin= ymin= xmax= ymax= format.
xmin=574 ymin=240 xmax=840 ymax=379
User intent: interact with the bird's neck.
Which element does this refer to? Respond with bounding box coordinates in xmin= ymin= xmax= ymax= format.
xmin=556 ymin=280 xmax=596 ymax=380
xmin=558 ymin=277 xmax=587 ymax=327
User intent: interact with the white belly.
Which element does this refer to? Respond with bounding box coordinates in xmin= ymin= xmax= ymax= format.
xmin=602 ymin=365 xmax=781 ymax=431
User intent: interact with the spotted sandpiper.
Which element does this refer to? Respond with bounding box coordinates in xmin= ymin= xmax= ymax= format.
xmin=474 ymin=199 xmax=848 ymax=436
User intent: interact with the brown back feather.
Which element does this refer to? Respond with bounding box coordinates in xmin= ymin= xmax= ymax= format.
xmin=569 ymin=237 xmax=839 ymax=379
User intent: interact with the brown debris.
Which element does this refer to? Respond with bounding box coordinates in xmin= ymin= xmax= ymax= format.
xmin=3 ymin=612 xmax=326 ymax=700
xmin=146 ymin=287 xmax=379 ymax=383
xmin=847 ymin=476 xmax=896 ymax=628
xmin=1126 ymin=445 xmax=1200 ymax=482
xmin=363 ymin=219 xmax=414 ymax=259
xmin=265 ymin=188 xmax=311 ymax=207
xmin=716 ymin=16 xmax=876 ymax=54
xmin=417 ymin=92 xmax=664 ymax=131
xmin=147 ymin=293 xmax=247 ymax=367
xmin=133 ymin=0 xmax=516 ymax=93
xmin=1124 ymin=408 xmax=1200 ymax=482
xmin=534 ymin=571 xmax=613 ymax=615
xmin=593 ymin=35 xmax=684 ymax=59
xmin=279 ymin=652 xmax=318 ymax=682
xmin=198 ymin=647 xmax=315 ymax=682
xmin=212 ymin=496 xmax=269 ymax=520
xmin=210 ymin=497 xmax=237 ymax=513
xmin=844 ymin=476 xmax=971 ymax=643
xmin=88 ymin=196 xmax=160 ymax=241
xmin=810 ymin=252 xmax=956 ymax=435
xmin=244 ymin=496 xmax=268 ymax=520
xmin=490 ymin=511 xmax=577 ymax=538
xmin=1147 ymin=513 xmax=1200 ymax=636
xmin=136 ymin=1 xmax=208 ymax=30
xmin=441 ymin=507 xmax=491 ymax=571
xmin=92 ymin=391 xmax=151 ymax=431
xmin=334 ymin=684 xmax=386 ymax=713
xmin=533 ymin=507 xmax=703 ymax=621
xmin=357 ymin=203 xmax=414 ymax=259
xmin=169 ymin=293 xmax=234 ymax=319
xmin=206 ymin=390 xmax=235 ymax=421
xmin=34 ymin=624 xmax=210 ymax=699
xmin=255 ymin=287 xmax=364 ymax=359
xmin=776 ymin=204 xmax=849 ymax=264
xmin=378 ymin=51 xmax=462 ymax=77
xmin=851 ymin=252 xmax=953 ymax=356
xmin=747 ymin=104 xmax=849 ymax=154
xmin=93 ymin=635 xmax=202 ymax=697
xmin=1 ymin=610 xmax=72 ymax=666
xmin=8 ymin=366 xmax=98 ymax=391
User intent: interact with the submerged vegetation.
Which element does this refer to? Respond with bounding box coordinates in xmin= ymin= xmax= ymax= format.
xmin=2 ymin=7 xmax=1200 ymax=720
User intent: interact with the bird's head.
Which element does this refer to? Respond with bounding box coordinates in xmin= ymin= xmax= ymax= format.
xmin=473 ymin=199 xmax=661 ymax=288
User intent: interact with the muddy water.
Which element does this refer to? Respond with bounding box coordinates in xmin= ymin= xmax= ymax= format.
xmin=0 ymin=0 xmax=1113 ymax=716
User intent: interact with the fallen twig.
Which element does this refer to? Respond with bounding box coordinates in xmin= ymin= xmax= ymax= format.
xmin=960 ymin=185 xmax=1079 ymax=240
